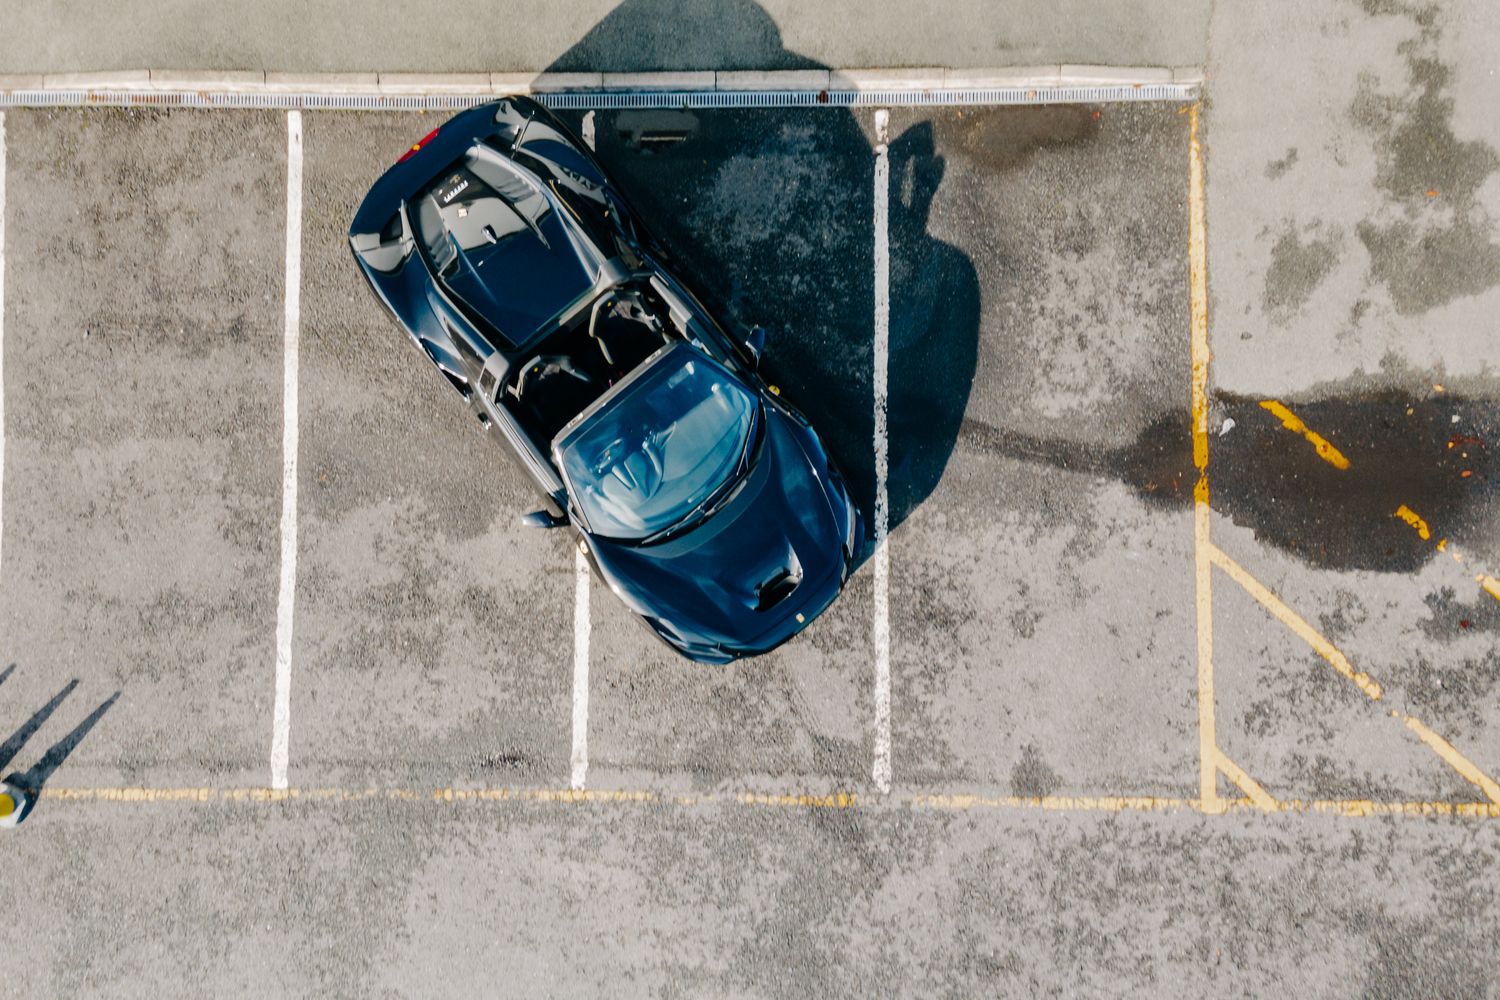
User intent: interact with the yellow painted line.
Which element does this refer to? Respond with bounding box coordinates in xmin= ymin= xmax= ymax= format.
xmin=1394 ymin=503 xmax=1431 ymax=541
xmin=1258 ymin=400 xmax=1351 ymax=470
xmin=737 ymin=791 xmax=860 ymax=809
xmin=1215 ymin=751 xmax=1279 ymax=811
xmin=1399 ymin=714 xmax=1500 ymax=804
xmin=1188 ymin=104 xmax=1210 ymax=477
xmin=436 ymin=787 xmax=658 ymax=804
xmin=39 ymin=786 xmax=668 ymax=805
xmin=1226 ymin=798 xmax=1500 ymax=818
xmin=1208 ymin=544 xmax=1384 ymax=700
xmin=1195 ymin=499 xmax=1220 ymax=814
xmin=33 ymin=786 xmax=1500 ymax=819
xmin=912 ymin=793 xmax=1197 ymax=813
xmin=1187 ymin=101 xmax=1221 ymax=815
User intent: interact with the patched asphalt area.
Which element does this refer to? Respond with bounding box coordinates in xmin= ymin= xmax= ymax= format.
xmin=1 ymin=56 xmax=1499 ymax=996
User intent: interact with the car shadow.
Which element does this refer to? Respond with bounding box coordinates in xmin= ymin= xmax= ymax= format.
xmin=544 ymin=0 xmax=981 ymax=552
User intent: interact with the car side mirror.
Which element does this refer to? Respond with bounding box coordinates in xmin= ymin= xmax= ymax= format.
xmin=745 ymin=325 xmax=766 ymax=368
xmin=519 ymin=509 xmax=568 ymax=529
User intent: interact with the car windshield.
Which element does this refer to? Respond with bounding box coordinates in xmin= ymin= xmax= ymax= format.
xmin=555 ymin=345 xmax=757 ymax=541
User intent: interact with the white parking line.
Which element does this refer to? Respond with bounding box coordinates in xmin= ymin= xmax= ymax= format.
xmin=270 ymin=110 xmax=302 ymax=790
xmin=0 ymin=113 xmax=7 ymax=583
xmin=571 ymin=548 xmax=591 ymax=790
xmin=570 ymin=109 xmax=596 ymax=793
xmin=871 ymin=109 xmax=892 ymax=795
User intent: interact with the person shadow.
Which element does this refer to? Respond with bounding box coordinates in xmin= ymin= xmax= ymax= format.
xmin=0 ymin=666 xmax=119 ymax=825
xmin=545 ymin=0 xmax=981 ymax=549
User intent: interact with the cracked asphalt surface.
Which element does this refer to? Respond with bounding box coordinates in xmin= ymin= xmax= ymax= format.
xmin=1 ymin=0 xmax=1499 ymax=996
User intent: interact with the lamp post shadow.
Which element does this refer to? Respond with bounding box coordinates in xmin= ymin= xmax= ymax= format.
xmin=1 ymin=673 xmax=119 ymax=826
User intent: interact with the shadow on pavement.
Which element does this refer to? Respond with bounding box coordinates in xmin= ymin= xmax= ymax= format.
xmin=0 ymin=678 xmax=79 ymax=774
xmin=961 ymin=382 xmax=1499 ymax=576
xmin=547 ymin=0 xmax=980 ymax=545
xmin=543 ymin=0 xmax=821 ymax=71
xmin=2 ymin=675 xmax=119 ymax=824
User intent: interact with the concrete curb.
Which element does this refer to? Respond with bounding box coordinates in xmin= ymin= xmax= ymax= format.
xmin=0 ymin=66 xmax=1203 ymax=98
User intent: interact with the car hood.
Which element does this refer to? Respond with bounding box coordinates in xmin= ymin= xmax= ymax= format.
xmin=587 ymin=404 xmax=846 ymax=650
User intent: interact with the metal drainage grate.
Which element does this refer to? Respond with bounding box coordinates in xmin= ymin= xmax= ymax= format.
xmin=0 ymin=84 xmax=1197 ymax=112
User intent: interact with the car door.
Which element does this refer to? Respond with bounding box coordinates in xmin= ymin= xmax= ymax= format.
xmin=476 ymin=353 xmax=569 ymax=517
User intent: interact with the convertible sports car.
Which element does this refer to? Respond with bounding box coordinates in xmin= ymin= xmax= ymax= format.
xmin=349 ymin=97 xmax=862 ymax=663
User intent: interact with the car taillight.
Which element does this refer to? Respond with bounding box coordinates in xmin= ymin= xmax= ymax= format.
xmin=397 ymin=127 xmax=441 ymax=163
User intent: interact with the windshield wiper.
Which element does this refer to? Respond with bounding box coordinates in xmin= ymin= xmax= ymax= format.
xmin=638 ymin=403 xmax=763 ymax=546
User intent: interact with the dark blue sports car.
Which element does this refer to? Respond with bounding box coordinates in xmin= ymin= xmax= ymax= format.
xmin=349 ymin=97 xmax=862 ymax=663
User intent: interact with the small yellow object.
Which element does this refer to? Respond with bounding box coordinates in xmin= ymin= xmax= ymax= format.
xmin=769 ymin=385 xmax=781 ymax=395
xmin=0 ymin=793 xmax=14 ymax=818
xmin=1394 ymin=504 xmax=1431 ymax=541
xmin=795 ymin=613 xmax=805 ymax=623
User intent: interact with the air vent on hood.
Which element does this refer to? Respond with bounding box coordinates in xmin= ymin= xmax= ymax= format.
xmin=753 ymin=552 xmax=804 ymax=612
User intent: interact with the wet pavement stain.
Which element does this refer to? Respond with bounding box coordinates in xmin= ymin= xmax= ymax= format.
xmin=1419 ymin=586 xmax=1500 ymax=639
xmin=960 ymin=380 xmax=1498 ymax=574
xmin=1010 ymin=744 xmax=1062 ymax=798
xmin=1351 ymin=0 xmax=1500 ymax=313
xmin=1384 ymin=647 xmax=1499 ymax=731
xmin=1264 ymin=147 xmax=1298 ymax=181
xmin=925 ymin=105 xmax=1102 ymax=175
xmin=1263 ymin=222 xmax=1344 ymax=316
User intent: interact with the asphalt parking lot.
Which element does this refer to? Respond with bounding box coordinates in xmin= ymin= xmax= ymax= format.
xmin=2 ymin=2 xmax=1500 ymax=993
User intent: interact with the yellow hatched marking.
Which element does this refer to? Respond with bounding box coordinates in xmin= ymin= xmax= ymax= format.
xmin=1258 ymin=400 xmax=1351 ymax=469
xmin=1207 ymin=545 xmax=1499 ymax=798
xmin=1215 ymin=751 xmax=1279 ymax=811
xmin=1230 ymin=799 xmax=1500 ymax=818
xmin=1208 ymin=544 xmax=1384 ymax=700
xmin=1399 ymin=715 xmax=1500 ymax=804
xmin=1187 ymin=102 xmax=1220 ymax=814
